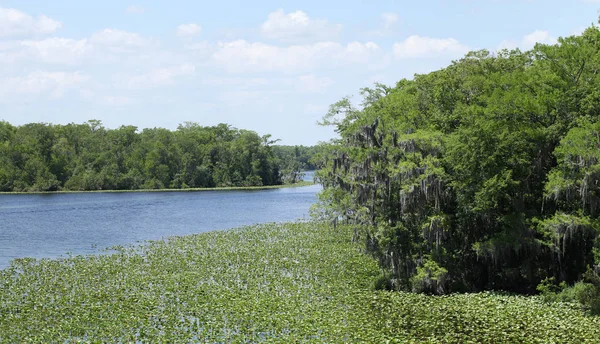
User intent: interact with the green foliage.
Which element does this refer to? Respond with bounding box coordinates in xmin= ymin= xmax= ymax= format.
xmin=314 ymin=25 xmax=600 ymax=294
xmin=546 ymin=118 xmax=600 ymax=216
xmin=1 ymin=222 xmax=599 ymax=342
xmin=373 ymin=272 xmax=395 ymax=291
xmin=571 ymin=281 xmax=600 ymax=313
xmin=272 ymin=145 xmax=320 ymax=184
xmin=536 ymin=277 xmax=568 ymax=302
xmin=410 ymin=258 xmax=448 ymax=294
xmin=0 ymin=121 xmax=284 ymax=192
xmin=538 ymin=269 xmax=600 ymax=314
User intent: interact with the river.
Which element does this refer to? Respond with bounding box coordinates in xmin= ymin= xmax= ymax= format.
xmin=0 ymin=172 xmax=319 ymax=269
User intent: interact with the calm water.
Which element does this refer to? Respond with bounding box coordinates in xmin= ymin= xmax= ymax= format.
xmin=0 ymin=173 xmax=319 ymax=269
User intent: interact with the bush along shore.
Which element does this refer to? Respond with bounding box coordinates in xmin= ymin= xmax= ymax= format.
xmin=1 ymin=222 xmax=599 ymax=342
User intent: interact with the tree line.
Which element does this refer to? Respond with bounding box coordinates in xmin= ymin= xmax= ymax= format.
xmin=0 ymin=120 xmax=313 ymax=192
xmin=272 ymin=145 xmax=320 ymax=183
xmin=314 ymin=24 xmax=600 ymax=301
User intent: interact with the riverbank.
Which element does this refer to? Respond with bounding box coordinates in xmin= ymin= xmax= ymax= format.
xmin=0 ymin=222 xmax=598 ymax=342
xmin=0 ymin=180 xmax=314 ymax=195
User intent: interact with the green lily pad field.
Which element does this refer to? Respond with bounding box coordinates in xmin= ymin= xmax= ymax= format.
xmin=1 ymin=222 xmax=599 ymax=343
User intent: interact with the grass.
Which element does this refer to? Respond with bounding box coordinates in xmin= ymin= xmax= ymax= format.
xmin=0 ymin=180 xmax=315 ymax=195
xmin=1 ymin=222 xmax=599 ymax=342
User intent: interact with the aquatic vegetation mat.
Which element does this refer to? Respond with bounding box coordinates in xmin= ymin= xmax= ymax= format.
xmin=0 ymin=222 xmax=599 ymax=342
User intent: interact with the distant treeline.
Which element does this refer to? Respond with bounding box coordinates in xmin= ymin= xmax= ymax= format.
xmin=271 ymin=145 xmax=320 ymax=183
xmin=0 ymin=120 xmax=315 ymax=192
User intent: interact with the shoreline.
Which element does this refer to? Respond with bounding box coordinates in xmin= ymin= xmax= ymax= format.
xmin=0 ymin=180 xmax=315 ymax=195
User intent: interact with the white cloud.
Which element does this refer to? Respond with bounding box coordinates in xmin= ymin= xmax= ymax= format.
xmin=0 ymin=41 xmax=25 ymax=65
xmin=0 ymin=71 xmax=88 ymax=102
xmin=37 ymin=16 xmax=62 ymax=34
xmin=184 ymin=41 xmax=211 ymax=51
xmin=496 ymin=39 xmax=518 ymax=51
xmin=298 ymin=74 xmax=334 ymax=93
xmin=177 ymin=24 xmax=202 ymax=37
xmin=213 ymin=40 xmax=319 ymax=73
xmin=16 ymin=29 xmax=156 ymax=66
xmin=90 ymin=28 xmax=150 ymax=48
xmin=393 ymin=35 xmax=469 ymax=58
xmin=522 ymin=30 xmax=556 ymax=47
xmin=104 ymin=95 xmax=135 ymax=106
xmin=260 ymin=9 xmax=342 ymax=43
xmin=366 ymin=12 xmax=401 ymax=37
xmin=343 ymin=41 xmax=386 ymax=65
xmin=381 ymin=12 xmax=399 ymax=28
xmin=198 ymin=74 xmax=333 ymax=94
xmin=21 ymin=38 xmax=89 ymax=65
xmin=200 ymin=76 xmax=269 ymax=87
xmin=0 ymin=7 xmax=62 ymax=38
xmin=216 ymin=90 xmax=273 ymax=108
xmin=497 ymin=30 xmax=557 ymax=51
xmin=183 ymin=41 xmax=214 ymax=61
xmin=121 ymin=64 xmax=196 ymax=89
xmin=304 ymin=103 xmax=328 ymax=115
xmin=125 ymin=6 xmax=145 ymax=14
xmin=212 ymin=40 xmax=385 ymax=73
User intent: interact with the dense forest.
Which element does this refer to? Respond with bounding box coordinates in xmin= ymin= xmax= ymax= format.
xmin=314 ymin=24 xmax=600 ymax=305
xmin=0 ymin=120 xmax=312 ymax=192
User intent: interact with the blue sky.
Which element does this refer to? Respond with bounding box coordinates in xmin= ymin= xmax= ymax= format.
xmin=0 ymin=1 xmax=598 ymax=145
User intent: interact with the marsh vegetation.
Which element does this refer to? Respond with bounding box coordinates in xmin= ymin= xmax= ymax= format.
xmin=1 ymin=222 xmax=599 ymax=342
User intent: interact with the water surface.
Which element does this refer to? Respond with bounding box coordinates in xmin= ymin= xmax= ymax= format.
xmin=0 ymin=178 xmax=320 ymax=269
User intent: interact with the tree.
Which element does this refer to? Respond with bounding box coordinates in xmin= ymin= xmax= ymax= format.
xmin=314 ymin=25 xmax=600 ymax=294
xmin=0 ymin=120 xmax=285 ymax=191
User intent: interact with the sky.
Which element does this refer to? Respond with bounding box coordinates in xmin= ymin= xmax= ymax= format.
xmin=0 ymin=1 xmax=598 ymax=145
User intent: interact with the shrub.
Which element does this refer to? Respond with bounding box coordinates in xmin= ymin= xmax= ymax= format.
xmin=410 ymin=258 xmax=448 ymax=294
xmin=538 ymin=268 xmax=600 ymax=314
